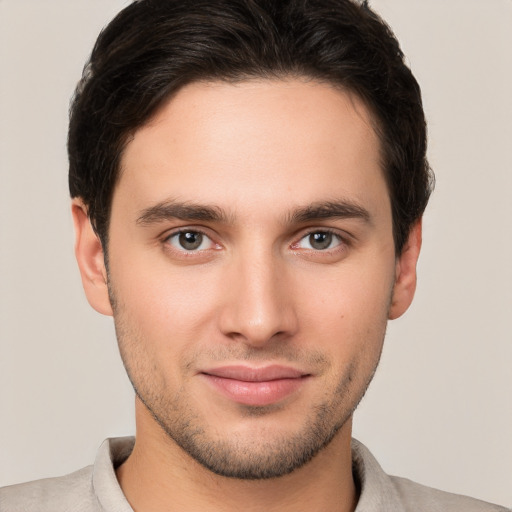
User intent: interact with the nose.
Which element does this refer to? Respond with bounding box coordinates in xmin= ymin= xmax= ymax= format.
xmin=218 ymin=251 xmax=298 ymax=347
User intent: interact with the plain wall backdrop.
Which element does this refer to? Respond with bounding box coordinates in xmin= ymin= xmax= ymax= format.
xmin=0 ymin=0 xmax=511 ymax=507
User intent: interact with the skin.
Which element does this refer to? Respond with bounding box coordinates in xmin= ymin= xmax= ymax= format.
xmin=72 ymin=79 xmax=421 ymax=512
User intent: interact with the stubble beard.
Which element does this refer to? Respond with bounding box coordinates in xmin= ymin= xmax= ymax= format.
xmin=132 ymin=363 xmax=366 ymax=480
xmin=109 ymin=284 xmax=386 ymax=480
xmin=117 ymin=335 xmax=382 ymax=480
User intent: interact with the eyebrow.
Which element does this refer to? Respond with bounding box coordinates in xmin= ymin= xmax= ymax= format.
xmin=287 ymin=200 xmax=371 ymax=225
xmin=136 ymin=200 xmax=230 ymax=225
xmin=136 ymin=198 xmax=371 ymax=227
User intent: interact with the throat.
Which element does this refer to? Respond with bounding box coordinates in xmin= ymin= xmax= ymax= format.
xmin=115 ymin=416 xmax=357 ymax=512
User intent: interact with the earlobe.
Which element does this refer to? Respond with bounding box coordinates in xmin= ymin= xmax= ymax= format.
xmin=388 ymin=220 xmax=422 ymax=320
xmin=71 ymin=199 xmax=113 ymax=316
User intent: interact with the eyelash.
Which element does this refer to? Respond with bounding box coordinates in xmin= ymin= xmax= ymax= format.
xmin=161 ymin=227 xmax=351 ymax=257
xmin=163 ymin=228 xmax=218 ymax=254
xmin=291 ymin=228 xmax=348 ymax=252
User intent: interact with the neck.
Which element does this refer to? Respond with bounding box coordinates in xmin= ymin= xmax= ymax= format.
xmin=116 ymin=403 xmax=357 ymax=512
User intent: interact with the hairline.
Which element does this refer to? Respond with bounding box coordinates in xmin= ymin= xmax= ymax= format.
xmin=95 ymin=73 xmax=392 ymax=254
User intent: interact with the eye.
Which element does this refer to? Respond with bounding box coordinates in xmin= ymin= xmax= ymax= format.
xmin=295 ymin=231 xmax=342 ymax=251
xmin=166 ymin=230 xmax=213 ymax=251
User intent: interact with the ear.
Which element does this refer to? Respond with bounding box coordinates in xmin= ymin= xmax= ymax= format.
xmin=388 ymin=220 xmax=422 ymax=320
xmin=71 ymin=198 xmax=113 ymax=316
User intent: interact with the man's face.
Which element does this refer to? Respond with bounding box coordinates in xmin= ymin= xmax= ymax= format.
xmin=77 ymin=79 xmax=418 ymax=479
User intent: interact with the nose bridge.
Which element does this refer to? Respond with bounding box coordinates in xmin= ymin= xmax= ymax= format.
xmin=219 ymin=245 xmax=297 ymax=345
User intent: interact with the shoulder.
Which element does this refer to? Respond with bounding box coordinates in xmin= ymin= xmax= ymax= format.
xmin=351 ymin=439 xmax=509 ymax=512
xmin=390 ymin=475 xmax=510 ymax=512
xmin=0 ymin=465 xmax=100 ymax=512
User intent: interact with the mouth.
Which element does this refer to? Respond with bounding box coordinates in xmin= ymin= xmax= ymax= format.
xmin=199 ymin=365 xmax=311 ymax=406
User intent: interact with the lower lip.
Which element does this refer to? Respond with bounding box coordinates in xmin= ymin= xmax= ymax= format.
xmin=202 ymin=375 xmax=308 ymax=406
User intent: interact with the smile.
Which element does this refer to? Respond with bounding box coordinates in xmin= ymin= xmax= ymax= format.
xmin=200 ymin=365 xmax=311 ymax=406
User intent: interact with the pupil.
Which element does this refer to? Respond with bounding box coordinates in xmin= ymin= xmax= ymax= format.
xmin=310 ymin=232 xmax=332 ymax=250
xmin=179 ymin=232 xmax=202 ymax=250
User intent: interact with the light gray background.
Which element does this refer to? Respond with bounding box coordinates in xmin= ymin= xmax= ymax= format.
xmin=0 ymin=0 xmax=511 ymax=507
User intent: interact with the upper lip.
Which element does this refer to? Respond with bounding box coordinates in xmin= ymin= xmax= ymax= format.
xmin=201 ymin=365 xmax=309 ymax=382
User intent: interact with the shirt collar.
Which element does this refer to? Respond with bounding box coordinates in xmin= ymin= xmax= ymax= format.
xmin=93 ymin=437 xmax=134 ymax=512
xmin=352 ymin=438 xmax=406 ymax=512
xmin=92 ymin=437 xmax=405 ymax=511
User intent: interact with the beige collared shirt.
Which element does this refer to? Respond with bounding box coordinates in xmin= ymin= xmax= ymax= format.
xmin=1 ymin=437 xmax=508 ymax=511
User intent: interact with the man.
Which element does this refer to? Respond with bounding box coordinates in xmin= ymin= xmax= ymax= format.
xmin=0 ymin=0 xmax=508 ymax=510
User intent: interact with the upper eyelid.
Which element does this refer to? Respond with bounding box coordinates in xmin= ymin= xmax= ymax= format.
xmin=163 ymin=228 xmax=218 ymax=251
xmin=296 ymin=230 xmax=343 ymax=243
xmin=162 ymin=226 xmax=213 ymax=240
xmin=300 ymin=227 xmax=340 ymax=235
xmin=295 ymin=227 xmax=351 ymax=243
xmin=161 ymin=226 xmax=351 ymax=249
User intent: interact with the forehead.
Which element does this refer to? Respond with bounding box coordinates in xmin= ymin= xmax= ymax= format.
xmin=116 ymin=79 xmax=388 ymax=219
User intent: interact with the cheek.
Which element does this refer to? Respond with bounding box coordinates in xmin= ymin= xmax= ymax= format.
xmin=296 ymin=257 xmax=395 ymax=331
xmin=109 ymin=264 xmax=224 ymax=398
xmin=291 ymin=258 xmax=394 ymax=391
xmin=109 ymin=251 xmax=224 ymax=350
